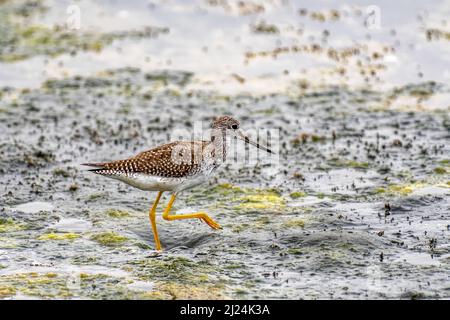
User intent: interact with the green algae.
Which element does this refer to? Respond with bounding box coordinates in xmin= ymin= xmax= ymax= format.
xmin=230 ymin=223 xmax=249 ymax=233
xmin=254 ymin=106 xmax=280 ymax=115
xmin=317 ymin=192 xmax=326 ymax=199
xmin=150 ymin=282 xmax=227 ymax=300
xmin=224 ymin=263 xmax=245 ymax=270
xmin=255 ymin=216 xmax=271 ymax=226
xmin=330 ymin=158 xmax=369 ymax=169
xmin=85 ymin=192 xmax=109 ymax=202
xmin=144 ymin=71 xmax=193 ymax=87
xmin=282 ymin=218 xmax=306 ymax=228
xmin=0 ymin=218 xmax=24 ymax=233
xmin=138 ymin=280 xmax=226 ymax=300
xmin=208 ymin=183 xmax=286 ymax=212
xmin=347 ymin=161 xmax=369 ymax=169
xmin=235 ymin=193 xmax=285 ymax=211
xmin=230 ymin=216 xmax=272 ymax=232
xmin=0 ymin=285 xmax=16 ymax=298
xmin=76 ymin=273 xmax=160 ymax=299
xmin=0 ymin=273 xmax=72 ymax=299
xmin=290 ymin=191 xmax=307 ymax=199
xmin=127 ymin=256 xmax=217 ymax=286
xmin=375 ymin=181 xmax=442 ymax=196
xmin=375 ymin=187 xmax=387 ymax=194
xmin=287 ymin=248 xmax=303 ymax=255
xmin=91 ymin=232 xmax=128 ymax=246
xmin=0 ymin=272 xmax=144 ymax=299
xmin=210 ymin=183 xmax=245 ymax=196
xmin=1 ymin=23 xmax=111 ymax=62
xmin=0 ymin=237 xmax=18 ymax=249
xmin=135 ymin=242 xmax=152 ymax=250
xmin=70 ymin=256 xmax=98 ymax=265
xmin=433 ymin=167 xmax=448 ymax=174
xmin=210 ymin=184 xmax=285 ymax=211
xmin=105 ymin=209 xmax=131 ymax=218
xmin=0 ymin=2 xmax=169 ymax=62
xmin=38 ymin=232 xmax=80 ymax=241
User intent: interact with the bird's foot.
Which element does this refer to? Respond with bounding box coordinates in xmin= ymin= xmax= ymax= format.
xmin=199 ymin=214 xmax=221 ymax=230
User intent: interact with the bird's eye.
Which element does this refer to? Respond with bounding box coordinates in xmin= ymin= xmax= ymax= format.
xmin=231 ymin=124 xmax=238 ymax=129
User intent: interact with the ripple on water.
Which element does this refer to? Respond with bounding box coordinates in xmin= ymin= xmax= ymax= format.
xmin=13 ymin=202 xmax=54 ymax=214
xmin=49 ymin=218 xmax=93 ymax=233
xmin=395 ymin=252 xmax=443 ymax=267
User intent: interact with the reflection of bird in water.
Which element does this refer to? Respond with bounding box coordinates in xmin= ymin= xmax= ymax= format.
xmin=83 ymin=116 xmax=273 ymax=251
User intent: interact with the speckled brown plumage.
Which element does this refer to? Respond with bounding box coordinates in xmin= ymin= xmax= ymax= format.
xmin=84 ymin=140 xmax=211 ymax=178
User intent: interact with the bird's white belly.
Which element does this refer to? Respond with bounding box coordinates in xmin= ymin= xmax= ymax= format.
xmin=111 ymin=173 xmax=181 ymax=191
xmin=112 ymin=172 xmax=211 ymax=192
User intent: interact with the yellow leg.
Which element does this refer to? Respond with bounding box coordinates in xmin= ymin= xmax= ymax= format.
xmin=149 ymin=191 xmax=163 ymax=251
xmin=162 ymin=194 xmax=221 ymax=230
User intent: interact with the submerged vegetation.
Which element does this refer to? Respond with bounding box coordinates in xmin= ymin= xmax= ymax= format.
xmin=0 ymin=218 xmax=24 ymax=233
xmin=91 ymin=232 xmax=129 ymax=246
xmin=38 ymin=232 xmax=80 ymax=241
xmin=105 ymin=209 xmax=131 ymax=218
xmin=0 ymin=0 xmax=168 ymax=62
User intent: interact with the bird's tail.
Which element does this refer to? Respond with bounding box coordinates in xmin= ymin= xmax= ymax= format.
xmin=81 ymin=162 xmax=106 ymax=168
xmin=81 ymin=163 xmax=108 ymax=174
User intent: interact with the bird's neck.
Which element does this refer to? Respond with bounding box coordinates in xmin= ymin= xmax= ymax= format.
xmin=210 ymin=129 xmax=227 ymax=162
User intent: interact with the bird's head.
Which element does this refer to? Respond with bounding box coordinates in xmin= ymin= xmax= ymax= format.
xmin=210 ymin=116 xmax=272 ymax=154
xmin=211 ymin=115 xmax=240 ymax=130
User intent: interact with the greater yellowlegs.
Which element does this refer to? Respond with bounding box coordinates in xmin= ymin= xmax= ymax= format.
xmin=83 ymin=116 xmax=272 ymax=250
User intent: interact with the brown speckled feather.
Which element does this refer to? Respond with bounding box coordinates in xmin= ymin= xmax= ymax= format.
xmin=84 ymin=141 xmax=210 ymax=178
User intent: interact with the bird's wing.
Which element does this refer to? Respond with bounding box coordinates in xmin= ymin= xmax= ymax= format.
xmin=84 ymin=141 xmax=210 ymax=178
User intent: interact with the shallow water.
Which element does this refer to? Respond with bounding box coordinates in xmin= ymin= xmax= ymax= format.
xmin=0 ymin=0 xmax=449 ymax=299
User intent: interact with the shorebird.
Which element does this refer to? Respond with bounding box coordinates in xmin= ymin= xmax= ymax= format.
xmin=83 ymin=116 xmax=272 ymax=250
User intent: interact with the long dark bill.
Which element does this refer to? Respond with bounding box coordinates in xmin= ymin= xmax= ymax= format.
xmin=237 ymin=130 xmax=273 ymax=154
